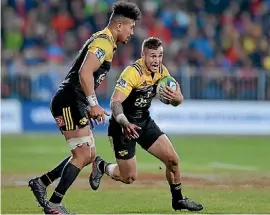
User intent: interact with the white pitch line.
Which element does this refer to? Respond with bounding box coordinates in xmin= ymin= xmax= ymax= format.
xmin=209 ymin=162 xmax=258 ymax=171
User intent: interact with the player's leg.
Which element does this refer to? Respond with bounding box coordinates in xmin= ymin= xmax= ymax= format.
xmin=28 ymin=155 xmax=72 ymax=207
xmin=40 ymin=156 xmax=72 ymax=185
xmin=46 ymin=127 xmax=95 ymax=194
xmin=43 ymin=128 xmax=95 ymax=214
xmin=30 ymin=91 xmax=96 ymax=214
xmin=28 ymin=93 xmax=74 ymax=208
xmin=107 ymin=156 xmax=137 ymax=184
xmin=139 ymin=120 xmax=203 ymax=211
xmin=89 ymin=123 xmax=138 ymax=189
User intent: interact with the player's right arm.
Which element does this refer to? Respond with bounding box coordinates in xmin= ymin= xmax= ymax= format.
xmin=79 ymin=38 xmax=112 ymax=124
xmin=110 ymin=67 xmax=141 ymax=139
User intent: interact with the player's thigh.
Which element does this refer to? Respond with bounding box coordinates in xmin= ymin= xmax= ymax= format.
xmin=50 ymin=90 xmax=90 ymax=134
xmin=108 ymin=121 xmax=136 ymax=160
xmin=137 ymin=119 xmax=164 ymax=151
xmin=108 ymin=123 xmax=137 ymax=178
xmin=50 ymin=91 xmax=95 ymax=162
xmin=148 ymin=134 xmax=179 ymax=167
xmin=138 ymin=119 xmax=179 ymax=166
xmin=109 ymin=136 xmax=137 ymax=180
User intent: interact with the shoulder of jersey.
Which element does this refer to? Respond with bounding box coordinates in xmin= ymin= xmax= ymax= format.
xmin=95 ymin=30 xmax=115 ymax=46
xmin=130 ymin=61 xmax=144 ymax=76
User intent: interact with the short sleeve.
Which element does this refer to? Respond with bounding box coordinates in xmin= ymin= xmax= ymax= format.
xmin=115 ymin=66 xmax=140 ymax=96
xmin=88 ymin=38 xmax=113 ymax=63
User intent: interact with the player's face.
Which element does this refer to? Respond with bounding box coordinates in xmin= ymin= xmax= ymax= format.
xmin=117 ymin=18 xmax=135 ymax=44
xmin=142 ymin=46 xmax=163 ymax=73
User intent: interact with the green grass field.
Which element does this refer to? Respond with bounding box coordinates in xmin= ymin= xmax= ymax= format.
xmin=1 ymin=134 xmax=270 ymax=214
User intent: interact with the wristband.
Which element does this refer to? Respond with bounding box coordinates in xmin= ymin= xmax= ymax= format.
xmin=87 ymin=94 xmax=99 ymax=107
xmin=115 ymin=113 xmax=129 ymax=126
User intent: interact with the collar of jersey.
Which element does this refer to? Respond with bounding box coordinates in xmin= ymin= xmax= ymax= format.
xmin=138 ymin=58 xmax=154 ymax=76
xmin=104 ymin=27 xmax=117 ymax=49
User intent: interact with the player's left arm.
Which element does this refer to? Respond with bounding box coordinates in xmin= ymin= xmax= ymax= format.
xmin=162 ymin=65 xmax=184 ymax=106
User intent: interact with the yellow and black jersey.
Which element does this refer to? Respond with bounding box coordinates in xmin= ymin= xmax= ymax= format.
xmin=114 ymin=58 xmax=171 ymax=124
xmin=59 ymin=27 xmax=117 ymax=103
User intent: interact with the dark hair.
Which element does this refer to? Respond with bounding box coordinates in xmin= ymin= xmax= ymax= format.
xmin=142 ymin=37 xmax=162 ymax=50
xmin=111 ymin=1 xmax=141 ymax=21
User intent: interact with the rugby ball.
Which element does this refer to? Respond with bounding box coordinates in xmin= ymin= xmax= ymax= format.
xmin=156 ymin=76 xmax=177 ymax=104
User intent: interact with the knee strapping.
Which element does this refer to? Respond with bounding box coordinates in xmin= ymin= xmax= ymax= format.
xmin=67 ymin=136 xmax=95 ymax=150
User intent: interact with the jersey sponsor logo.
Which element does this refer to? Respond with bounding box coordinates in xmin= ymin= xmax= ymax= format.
xmin=134 ymin=89 xmax=154 ymax=107
xmin=94 ymin=48 xmax=106 ymax=61
xmin=135 ymin=98 xmax=149 ymax=107
xmin=55 ymin=116 xmax=65 ymax=127
xmin=116 ymin=78 xmax=127 ymax=88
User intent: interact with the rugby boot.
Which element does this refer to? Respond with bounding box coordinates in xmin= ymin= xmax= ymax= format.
xmin=28 ymin=177 xmax=47 ymax=208
xmin=89 ymin=156 xmax=108 ymax=190
xmin=43 ymin=201 xmax=75 ymax=214
xmin=172 ymin=197 xmax=203 ymax=211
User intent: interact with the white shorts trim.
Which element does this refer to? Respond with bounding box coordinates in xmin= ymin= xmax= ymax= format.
xmin=67 ymin=136 xmax=95 ymax=150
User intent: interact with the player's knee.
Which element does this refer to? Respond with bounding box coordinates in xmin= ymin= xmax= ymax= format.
xmin=84 ymin=154 xmax=94 ymax=166
xmin=73 ymin=154 xmax=92 ymax=168
xmin=72 ymin=143 xmax=94 ymax=167
xmin=166 ymin=154 xmax=179 ymax=172
xmin=121 ymin=173 xmax=137 ymax=184
xmin=87 ymin=155 xmax=95 ymax=165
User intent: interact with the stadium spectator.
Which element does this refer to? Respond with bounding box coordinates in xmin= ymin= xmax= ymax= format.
xmin=1 ymin=0 xmax=270 ymax=100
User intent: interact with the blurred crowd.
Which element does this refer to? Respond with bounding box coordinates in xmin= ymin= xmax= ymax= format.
xmin=1 ymin=0 xmax=270 ymax=101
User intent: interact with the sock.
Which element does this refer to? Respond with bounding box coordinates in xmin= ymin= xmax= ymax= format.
xmin=169 ymin=183 xmax=183 ymax=200
xmin=40 ymin=156 xmax=72 ymax=187
xmin=49 ymin=162 xmax=80 ymax=204
xmin=98 ymin=160 xmax=111 ymax=174
xmin=107 ymin=164 xmax=117 ymax=178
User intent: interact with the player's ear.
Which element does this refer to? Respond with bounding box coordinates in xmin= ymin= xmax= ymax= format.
xmin=141 ymin=50 xmax=144 ymax=58
xmin=117 ymin=21 xmax=122 ymax=32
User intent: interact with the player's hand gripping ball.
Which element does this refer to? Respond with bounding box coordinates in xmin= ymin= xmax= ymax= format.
xmin=156 ymin=76 xmax=177 ymax=104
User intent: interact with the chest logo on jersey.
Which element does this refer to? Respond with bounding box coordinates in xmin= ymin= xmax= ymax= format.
xmin=134 ymin=87 xmax=155 ymax=107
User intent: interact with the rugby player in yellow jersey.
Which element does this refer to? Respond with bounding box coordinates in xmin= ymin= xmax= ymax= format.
xmin=28 ymin=2 xmax=141 ymax=214
xmin=90 ymin=37 xmax=203 ymax=212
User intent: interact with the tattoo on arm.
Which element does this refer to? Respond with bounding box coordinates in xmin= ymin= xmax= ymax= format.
xmin=111 ymin=101 xmax=129 ymax=126
xmin=111 ymin=101 xmax=123 ymax=117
